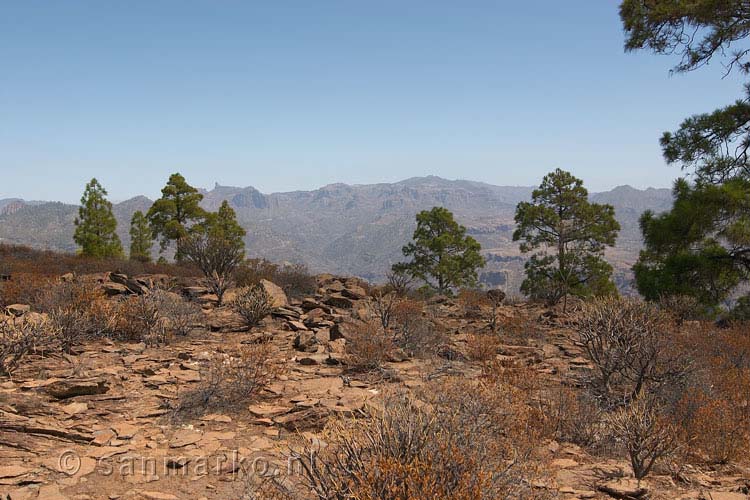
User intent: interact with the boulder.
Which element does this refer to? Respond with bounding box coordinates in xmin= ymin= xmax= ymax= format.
xmin=260 ymin=279 xmax=288 ymax=308
xmin=294 ymin=332 xmax=318 ymax=353
xmin=109 ymin=272 xmax=150 ymax=295
xmin=341 ymin=285 xmax=367 ymax=300
xmin=323 ymin=294 xmax=355 ymax=309
xmin=102 ymin=282 xmax=130 ymax=296
xmin=44 ymin=378 xmax=109 ymax=399
xmin=329 ymin=322 xmax=350 ymax=341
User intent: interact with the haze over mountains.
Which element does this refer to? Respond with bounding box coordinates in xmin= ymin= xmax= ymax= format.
xmin=0 ymin=176 xmax=673 ymax=293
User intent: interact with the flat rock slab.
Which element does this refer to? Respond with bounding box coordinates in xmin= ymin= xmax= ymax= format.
xmin=45 ymin=378 xmax=109 ymax=399
xmin=169 ymin=429 xmax=202 ymax=448
xmin=0 ymin=465 xmax=31 ymax=478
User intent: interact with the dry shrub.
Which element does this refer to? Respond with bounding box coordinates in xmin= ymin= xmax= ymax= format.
xmin=465 ymin=333 xmax=500 ymax=363
xmin=457 ymin=288 xmax=488 ymax=319
xmin=235 ymin=259 xmax=316 ymax=298
xmin=157 ymin=290 xmax=202 ymax=336
xmin=386 ymin=270 xmax=413 ymax=296
xmin=233 ymin=284 xmax=274 ymax=327
xmin=658 ymin=294 xmax=708 ymax=323
xmin=174 ymin=343 xmax=282 ymax=418
xmin=0 ymin=319 xmax=52 ymax=377
xmin=288 ymin=384 xmax=551 ymax=500
xmin=669 ymin=325 xmax=750 ymax=464
xmin=345 ymin=320 xmax=394 ymax=372
xmin=0 ymin=243 xmax=198 ymax=278
xmin=577 ymin=297 xmax=688 ymax=409
xmin=549 ymin=385 xmax=603 ymax=448
xmin=368 ymin=289 xmax=398 ymax=329
xmin=673 ymin=388 xmax=749 ymax=464
xmin=496 ymin=309 xmax=544 ymax=342
xmin=391 ymin=298 xmax=423 ymax=331
xmin=114 ymin=293 xmax=167 ymax=345
xmin=38 ymin=280 xmax=115 ymax=352
xmin=390 ymin=299 xmax=446 ymax=358
xmin=0 ymin=273 xmax=55 ymax=308
xmin=609 ymin=397 xmax=679 ymax=480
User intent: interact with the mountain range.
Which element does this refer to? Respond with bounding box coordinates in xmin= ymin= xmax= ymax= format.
xmin=0 ymin=176 xmax=673 ymax=294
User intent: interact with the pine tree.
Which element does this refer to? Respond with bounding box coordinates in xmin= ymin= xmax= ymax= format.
xmin=621 ymin=2 xmax=750 ymax=307
xmin=129 ymin=210 xmax=153 ymax=262
xmin=392 ymin=206 xmax=485 ymax=294
xmin=146 ymin=173 xmax=206 ymax=261
xmin=199 ymin=200 xmax=246 ymax=246
xmin=513 ymin=169 xmax=620 ymax=311
xmin=73 ymin=178 xmax=123 ymax=258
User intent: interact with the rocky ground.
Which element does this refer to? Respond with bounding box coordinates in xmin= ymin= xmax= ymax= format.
xmin=1 ymin=274 xmax=749 ymax=500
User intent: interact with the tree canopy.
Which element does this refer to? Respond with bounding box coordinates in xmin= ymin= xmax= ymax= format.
xmin=622 ymin=1 xmax=750 ymax=309
xmin=146 ymin=173 xmax=206 ymax=261
xmin=392 ymin=207 xmax=485 ymax=294
xmin=513 ymin=169 xmax=620 ymax=309
xmin=129 ymin=210 xmax=153 ymax=262
xmin=73 ymin=178 xmax=123 ymax=258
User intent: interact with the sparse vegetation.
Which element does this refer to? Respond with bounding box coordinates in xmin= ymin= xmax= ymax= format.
xmin=235 ymin=259 xmax=317 ymax=298
xmin=174 ymin=343 xmax=282 ymax=419
xmin=0 ymin=319 xmax=51 ymax=377
xmin=233 ymin=284 xmax=274 ymax=327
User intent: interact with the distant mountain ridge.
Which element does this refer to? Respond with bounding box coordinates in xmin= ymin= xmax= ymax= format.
xmin=0 ymin=177 xmax=673 ymax=292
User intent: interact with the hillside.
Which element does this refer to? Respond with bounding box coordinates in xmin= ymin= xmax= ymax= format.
xmin=0 ymin=177 xmax=672 ymax=292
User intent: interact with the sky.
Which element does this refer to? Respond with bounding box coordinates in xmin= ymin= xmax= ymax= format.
xmin=0 ymin=1 xmax=745 ymax=203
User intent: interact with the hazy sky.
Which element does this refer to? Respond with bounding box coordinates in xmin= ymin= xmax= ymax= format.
xmin=0 ymin=1 xmax=744 ymax=203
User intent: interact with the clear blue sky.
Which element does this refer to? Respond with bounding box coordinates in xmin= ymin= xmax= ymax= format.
xmin=0 ymin=1 xmax=744 ymax=203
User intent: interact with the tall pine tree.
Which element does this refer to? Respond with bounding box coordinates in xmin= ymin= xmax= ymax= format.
xmin=129 ymin=210 xmax=153 ymax=262
xmin=513 ymin=169 xmax=620 ymax=311
xmin=73 ymin=178 xmax=123 ymax=258
xmin=392 ymin=207 xmax=485 ymax=294
xmin=146 ymin=173 xmax=206 ymax=261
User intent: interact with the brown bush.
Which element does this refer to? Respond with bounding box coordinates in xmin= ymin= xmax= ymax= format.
xmin=345 ymin=320 xmax=394 ymax=372
xmin=235 ymin=259 xmax=316 ymax=298
xmin=386 ymin=270 xmax=413 ymax=296
xmin=658 ymin=294 xmax=707 ymax=323
xmin=0 ymin=273 xmax=55 ymax=308
xmin=233 ymin=284 xmax=274 ymax=327
xmin=38 ymin=280 xmax=115 ymax=352
xmin=173 ymin=343 xmax=282 ymax=419
xmin=368 ymin=289 xmax=398 ymax=329
xmin=457 ymin=288 xmax=488 ymax=319
xmin=0 ymin=319 xmax=53 ymax=377
xmin=673 ymin=388 xmax=748 ymax=464
xmin=0 ymin=243 xmax=199 ymax=279
xmin=114 ymin=294 xmax=167 ymax=345
xmin=465 ymin=333 xmax=500 ymax=363
xmin=288 ymin=384 xmax=550 ymax=500
xmin=609 ymin=396 xmax=679 ymax=480
xmin=577 ymin=297 xmax=688 ymax=408
xmin=156 ymin=290 xmax=203 ymax=336
xmin=549 ymin=385 xmax=603 ymax=448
